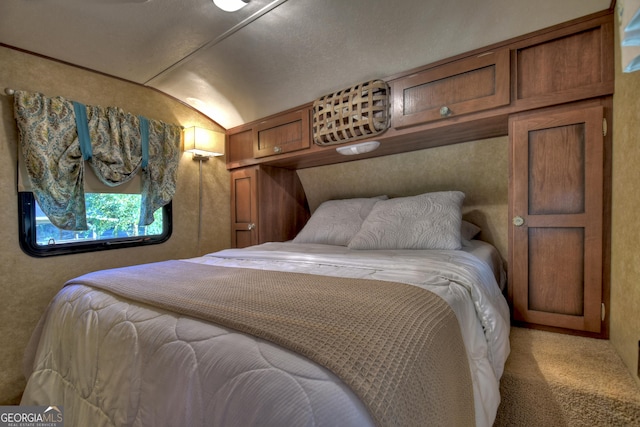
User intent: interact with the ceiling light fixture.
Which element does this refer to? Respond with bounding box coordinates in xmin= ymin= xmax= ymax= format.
xmin=213 ymin=0 xmax=249 ymax=12
xmin=335 ymin=140 xmax=380 ymax=156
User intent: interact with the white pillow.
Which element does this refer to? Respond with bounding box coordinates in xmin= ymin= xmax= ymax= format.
xmin=292 ymin=196 xmax=387 ymax=246
xmin=347 ymin=191 xmax=465 ymax=250
xmin=461 ymin=220 xmax=481 ymax=240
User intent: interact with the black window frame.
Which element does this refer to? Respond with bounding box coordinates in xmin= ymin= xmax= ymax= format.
xmin=18 ymin=191 xmax=172 ymax=257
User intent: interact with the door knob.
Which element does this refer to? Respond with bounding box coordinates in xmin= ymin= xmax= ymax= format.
xmin=247 ymin=223 xmax=256 ymax=230
xmin=512 ymin=216 xmax=525 ymax=227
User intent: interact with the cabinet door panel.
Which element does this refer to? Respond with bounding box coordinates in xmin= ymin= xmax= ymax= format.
xmin=527 ymin=124 xmax=586 ymax=215
xmin=253 ymin=109 xmax=310 ymax=158
xmin=227 ymin=129 xmax=253 ymax=164
xmin=403 ymin=65 xmax=497 ymax=115
xmin=235 ymin=231 xmax=253 ymax=249
xmin=392 ymin=48 xmax=510 ymax=129
xmin=234 ymin=175 xmax=253 ymax=223
xmin=516 ymin=26 xmax=611 ymax=100
xmin=231 ymin=167 xmax=258 ymax=248
xmin=510 ymin=105 xmax=603 ymax=333
xmin=515 ymin=23 xmax=613 ymax=105
xmin=528 ymin=227 xmax=585 ymax=316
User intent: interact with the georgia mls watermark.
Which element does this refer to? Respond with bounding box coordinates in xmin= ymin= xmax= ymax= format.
xmin=0 ymin=406 xmax=63 ymax=427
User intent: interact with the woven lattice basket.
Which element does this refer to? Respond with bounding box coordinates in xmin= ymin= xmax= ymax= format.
xmin=312 ymin=79 xmax=390 ymax=146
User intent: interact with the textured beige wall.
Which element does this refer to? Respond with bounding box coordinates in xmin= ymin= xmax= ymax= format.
xmin=611 ymin=17 xmax=640 ymax=387
xmin=297 ymin=136 xmax=509 ymax=260
xmin=0 ymin=47 xmax=231 ymax=404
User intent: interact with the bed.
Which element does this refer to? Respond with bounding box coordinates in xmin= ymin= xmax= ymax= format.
xmin=21 ymin=191 xmax=511 ymax=427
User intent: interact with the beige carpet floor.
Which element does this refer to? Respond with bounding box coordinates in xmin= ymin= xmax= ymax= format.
xmin=494 ymin=327 xmax=640 ymax=426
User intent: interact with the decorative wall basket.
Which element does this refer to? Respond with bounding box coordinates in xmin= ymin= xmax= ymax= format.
xmin=312 ymin=79 xmax=390 ymax=146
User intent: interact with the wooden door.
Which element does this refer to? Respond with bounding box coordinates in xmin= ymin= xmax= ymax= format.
xmin=509 ymin=105 xmax=604 ymax=333
xmin=231 ymin=167 xmax=258 ymax=248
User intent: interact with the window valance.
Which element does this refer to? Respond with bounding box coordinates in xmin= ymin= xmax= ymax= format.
xmin=13 ymin=90 xmax=182 ymax=230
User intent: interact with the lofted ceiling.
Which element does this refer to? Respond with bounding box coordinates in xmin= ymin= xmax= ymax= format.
xmin=0 ymin=0 xmax=611 ymax=130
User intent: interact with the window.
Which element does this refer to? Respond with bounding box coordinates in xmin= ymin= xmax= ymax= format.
xmin=18 ymin=192 xmax=172 ymax=257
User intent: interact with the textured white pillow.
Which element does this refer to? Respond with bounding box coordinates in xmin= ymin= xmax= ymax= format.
xmin=461 ymin=220 xmax=482 ymax=240
xmin=292 ymin=196 xmax=387 ymax=246
xmin=347 ymin=191 xmax=465 ymax=250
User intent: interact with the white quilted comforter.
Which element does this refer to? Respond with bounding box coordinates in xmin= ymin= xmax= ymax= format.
xmin=22 ymin=240 xmax=510 ymax=427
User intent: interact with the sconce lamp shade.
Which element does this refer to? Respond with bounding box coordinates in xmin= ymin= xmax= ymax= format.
xmin=619 ymin=0 xmax=640 ymax=72
xmin=183 ymin=127 xmax=225 ymax=159
xmin=213 ymin=0 xmax=249 ymax=12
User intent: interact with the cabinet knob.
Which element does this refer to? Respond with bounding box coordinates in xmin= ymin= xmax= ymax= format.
xmin=247 ymin=223 xmax=256 ymax=230
xmin=440 ymin=106 xmax=451 ymax=117
xmin=512 ymin=216 xmax=525 ymax=227
xmin=273 ymin=146 xmax=282 ymax=153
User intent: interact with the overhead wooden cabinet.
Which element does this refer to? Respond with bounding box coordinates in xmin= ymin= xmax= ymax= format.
xmin=513 ymin=17 xmax=614 ymax=110
xmin=253 ymin=108 xmax=311 ymax=159
xmin=231 ymin=165 xmax=309 ymax=248
xmin=227 ymin=128 xmax=253 ymax=166
xmin=391 ymin=48 xmax=510 ymax=129
xmin=509 ymin=103 xmax=607 ymax=335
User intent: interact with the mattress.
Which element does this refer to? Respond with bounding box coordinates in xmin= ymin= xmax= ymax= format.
xmin=22 ymin=240 xmax=510 ymax=427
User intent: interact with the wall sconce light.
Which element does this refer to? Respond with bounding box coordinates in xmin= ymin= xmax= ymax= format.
xmin=183 ymin=126 xmax=225 ymax=245
xmin=183 ymin=126 xmax=225 ymax=160
xmin=213 ymin=0 xmax=249 ymax=12
xmin=619 ymin=0 xmax=640 ymax=72
xmin=335 ymin=140 xmax=380 ymax=156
